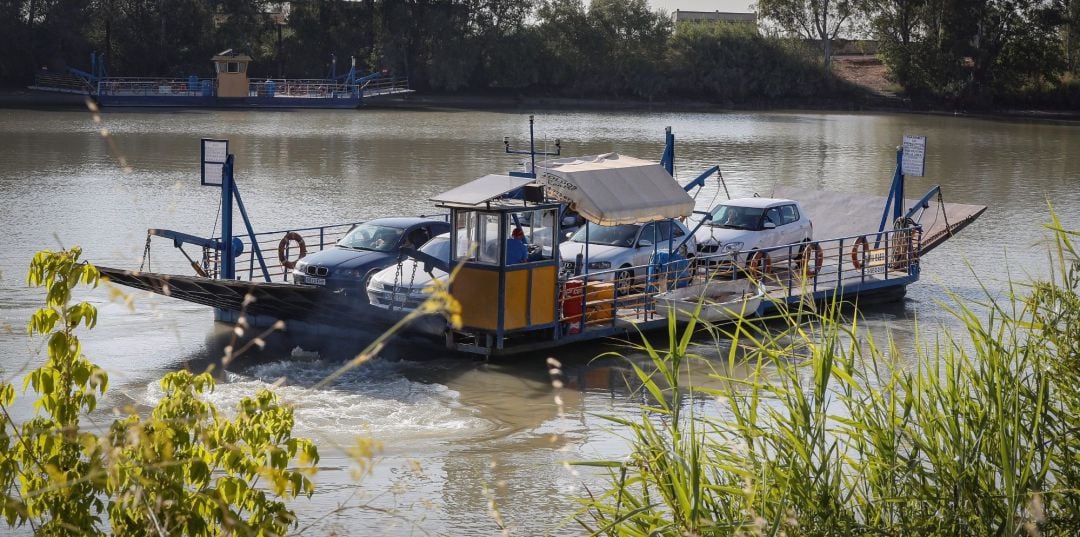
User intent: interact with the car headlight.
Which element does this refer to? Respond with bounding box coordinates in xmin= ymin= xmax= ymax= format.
xmin=722 ymin=242 xmax=744 ymax=253
xmin=587 ymin=261 xmax=612 ymax=270
xmin=295 ymin=260 xmax=308 ymax=271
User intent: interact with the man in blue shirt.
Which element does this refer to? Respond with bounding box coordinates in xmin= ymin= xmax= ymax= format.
xmin=507 ymin=227 xmax=528 ymax=264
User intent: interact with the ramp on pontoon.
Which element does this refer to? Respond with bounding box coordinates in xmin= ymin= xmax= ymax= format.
xmin=773 ymin=188 xmax=987 ymax=255
xmin=98 ymin=267 xmax=375 ymax=327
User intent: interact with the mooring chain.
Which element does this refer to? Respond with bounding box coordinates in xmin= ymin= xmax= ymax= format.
xmin=407 ymin=257 xmax=419 ymax=309
xmin=389 ymin=260 xmax=405 ymax=311
xmin=139 ymin=234 xmax=152 ymax=272
xmin=938 ymin=190 xmax=953 ymax=236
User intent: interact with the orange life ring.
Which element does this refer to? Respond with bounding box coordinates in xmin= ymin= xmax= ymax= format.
xmin=747 ymin=250 xmax=772 ymax=279
xmin=277 ymin=232 xmax=307 ymax=270
xmin=800 ymin=242 xmax=824 ymax=276
xmin=850 ymin=236 xmax=869 ymax=269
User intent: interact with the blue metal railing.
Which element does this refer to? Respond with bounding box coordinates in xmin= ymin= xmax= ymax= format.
xmin=556 ymin=225 xmax=923 ymax=334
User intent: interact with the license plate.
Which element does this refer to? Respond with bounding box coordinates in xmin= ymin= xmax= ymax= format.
xmin=304 ymin=276 xmax=326 ymax=286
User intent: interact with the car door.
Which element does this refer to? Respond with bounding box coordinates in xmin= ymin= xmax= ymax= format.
xmin=779 ymin=204 xmax=802 ymax=245
xmin=634 ymin=223 xmax=659 ymax=267
xmin=762 ymin=206 xmax=785 ymax=250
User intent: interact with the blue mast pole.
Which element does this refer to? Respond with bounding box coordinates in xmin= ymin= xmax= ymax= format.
xmin=221 ymin=155 xmax=235 ymax=280
xmin=875 ymin=147 xmax=904 ymax=247
xmin=529 ymin=114 xmax=536 ymax=176
xmin=661 ymin=126 xmax=675 ymax=176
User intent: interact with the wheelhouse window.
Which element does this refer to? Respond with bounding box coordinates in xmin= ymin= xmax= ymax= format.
xmin=227 ymin=62 xmax=241 ymax=73
xmin=509 ymin=208 xmax=556 ymax=261
xmin=454 ymin=211 xmax=501 ymax=265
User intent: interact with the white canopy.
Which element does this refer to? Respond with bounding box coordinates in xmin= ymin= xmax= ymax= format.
xmin=536 ymin=153 xmax=694 ymax=225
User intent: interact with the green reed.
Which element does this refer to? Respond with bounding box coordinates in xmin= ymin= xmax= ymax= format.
xmin=577 ymin=217 xmax=1080 ymax=536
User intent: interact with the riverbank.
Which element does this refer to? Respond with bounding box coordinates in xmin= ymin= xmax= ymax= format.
xmin=3 ymin=85 xmax=1077 ymax=124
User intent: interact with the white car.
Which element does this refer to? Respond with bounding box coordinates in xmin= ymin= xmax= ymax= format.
xmin=366 ymin=234 xmax=451 ymax=311
xmin=694 ymin=198 xmax=813 ymax=266
xmin=558 ymin=220 xmax=696 ymax=291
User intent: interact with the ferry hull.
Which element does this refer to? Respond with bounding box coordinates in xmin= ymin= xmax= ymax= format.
xmin=95 ymin=95 xmax=361 ymax=109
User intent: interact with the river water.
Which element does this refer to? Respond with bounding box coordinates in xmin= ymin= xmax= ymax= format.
xmin=0 ymin=106 xmax=1076 ymax=535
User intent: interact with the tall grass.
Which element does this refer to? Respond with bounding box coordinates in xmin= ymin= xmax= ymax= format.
xmin=577 ymin=218 xmax=1080 ymax=536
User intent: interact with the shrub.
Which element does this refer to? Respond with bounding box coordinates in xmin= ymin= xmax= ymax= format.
xmin=0 ymin=248 xmax=319 ymax=536
xmin=577 ymin=217 xmax=1080 ymax=535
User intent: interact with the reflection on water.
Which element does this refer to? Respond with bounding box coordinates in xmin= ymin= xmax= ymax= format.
xmin=0 ymin=107 xmax=1077 ymax=534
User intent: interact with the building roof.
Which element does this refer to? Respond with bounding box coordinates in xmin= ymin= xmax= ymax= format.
xmin=672 ymin=10 xmax=757 ymax=23
xmin=536 ymin=153 xmax=695 ymax=225
xmin=211 ymin=49 xmax=253 ymax=62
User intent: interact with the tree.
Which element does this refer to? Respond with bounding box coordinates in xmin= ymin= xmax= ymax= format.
xmin=756 ymin=0 xmax=856 ymax=66
xmin=865 ymin=0 xmax=929 ymax=90
xmin=0 ymin=248 xmax=319 ymax=536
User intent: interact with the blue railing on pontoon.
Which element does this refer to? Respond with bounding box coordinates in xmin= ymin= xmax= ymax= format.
xmin=554 ymin=225 xmax=922 ymax=335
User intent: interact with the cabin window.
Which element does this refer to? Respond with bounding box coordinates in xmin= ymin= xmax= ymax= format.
xmin=508 ymin=208 xmax=556 ymax=262
xmin=227 ymin=62 xmax=240 ymax=73
xmin=454 ymin=211 xmax=502 ymax=265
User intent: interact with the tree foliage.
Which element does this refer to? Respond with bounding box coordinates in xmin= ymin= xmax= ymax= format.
xmin=2 ymin=0 xmax=1075 ymax=107
xmin=755 ymin=0 xmax=857 ymax=66
xmin=866 ymin=0 xmax=1074 ymax=106
xmin=0 ymin=248 xmax=319 ymax=536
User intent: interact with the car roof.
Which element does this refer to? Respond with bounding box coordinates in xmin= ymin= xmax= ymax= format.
xmin=717 ymin=197 xmax=797 ymax=209
xmin=364 ymin=216 xmax=448 ymax=229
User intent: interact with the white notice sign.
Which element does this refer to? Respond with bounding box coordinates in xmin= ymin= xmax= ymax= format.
xmin=201 ymin=139 xmax=229 ymax=186
xmin=901 ymin=135 xmax=926 ymax=177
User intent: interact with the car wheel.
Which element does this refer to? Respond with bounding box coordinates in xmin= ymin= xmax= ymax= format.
xmin=614 ymin=267 xmax=634 ymax=296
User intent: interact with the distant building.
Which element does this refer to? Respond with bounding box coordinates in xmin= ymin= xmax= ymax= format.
xmin=672 ymin=10 xmax=758 ymax=32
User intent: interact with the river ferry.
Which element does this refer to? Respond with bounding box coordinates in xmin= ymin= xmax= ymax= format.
xmin=30 ymin=50 xmax=411 ymax=109
xmin=98 ymin=121 xmax=986 ymax=357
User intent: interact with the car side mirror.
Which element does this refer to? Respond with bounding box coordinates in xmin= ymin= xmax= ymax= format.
xmin=565 ymin=231 xmax=574 ymax=239
xmin=763 ymin=222 xmax=777 ymax=230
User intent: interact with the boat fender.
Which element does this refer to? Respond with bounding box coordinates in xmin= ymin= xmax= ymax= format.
xmin=747 ymin=250 xmax=771 ymax=278
xmin=801 ymin=242 xmax=824 ymax=276
xmin=851 ymin=236 xmax=869 ymax=269
xmin=278 ymin=232 xmax=307 ymax=270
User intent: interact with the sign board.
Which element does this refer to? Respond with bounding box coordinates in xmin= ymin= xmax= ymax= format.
xmin=901 ymin=135 xmax=926 ymax=177
xmin=201 ymin=139 xmax=229 ymax=186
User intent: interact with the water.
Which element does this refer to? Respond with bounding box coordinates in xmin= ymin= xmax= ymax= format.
xmin=0 ymin=107 xmax=1077 ymax=534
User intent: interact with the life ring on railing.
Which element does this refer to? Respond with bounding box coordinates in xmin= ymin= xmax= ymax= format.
xmin=277 ymin=232 xmax=307 ymax=270
xmin=850 ymin=236 xmax=869 ymax=269
xmin=747 ymin=250 xmax=772 ymax=279
xmin=800 ymin=242 xmax=824 ymax=276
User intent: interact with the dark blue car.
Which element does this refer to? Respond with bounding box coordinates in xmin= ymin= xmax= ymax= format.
xmin=292 ymin=217 xmax=450 ymax=298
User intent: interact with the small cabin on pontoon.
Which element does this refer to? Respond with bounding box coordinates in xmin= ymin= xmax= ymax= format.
xmin=431 ymin=155 xmax=698 ymax=355
xmin=211 ymin=50 xmax=252 ymax=98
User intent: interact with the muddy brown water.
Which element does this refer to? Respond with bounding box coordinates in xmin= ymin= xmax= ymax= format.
xmin=0 ymin=107 xmax=1077 ymax=535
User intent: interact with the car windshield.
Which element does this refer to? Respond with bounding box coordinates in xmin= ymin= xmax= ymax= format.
xmin=419 ymin=237 xmax=451 ymax=260
xmin=569 ymin=223 xmax=640 ymax=247
xmin=708 ymin=205 xmax=765 ymax=231
xmin=339 ymin=224 xmax=404 ymax=252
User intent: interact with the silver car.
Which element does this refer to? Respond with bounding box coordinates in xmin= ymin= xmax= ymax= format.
xmin=558 ymin=220 xmax=696 ymax=292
